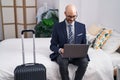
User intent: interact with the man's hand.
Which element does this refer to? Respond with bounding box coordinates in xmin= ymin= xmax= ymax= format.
xmin=60 ymin=48 xmax=64 ymax=54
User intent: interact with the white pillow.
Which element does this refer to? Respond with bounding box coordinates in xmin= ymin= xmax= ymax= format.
xmin=102 ymin=31 xmax=120 ymax=53
xmin=93 ymin=29 xmax=112 ymax=49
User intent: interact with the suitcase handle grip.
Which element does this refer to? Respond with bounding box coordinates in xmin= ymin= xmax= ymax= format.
xmin=21 ymin=30 xmax=35 ymax=35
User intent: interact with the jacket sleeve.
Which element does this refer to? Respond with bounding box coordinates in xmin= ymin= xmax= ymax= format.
xmin=50 ymin=24 xmax=60 ymax=53
xmin=82 ymin=24 xmax=87 ymax=44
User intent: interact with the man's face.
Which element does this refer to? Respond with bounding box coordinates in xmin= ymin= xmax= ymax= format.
xmin=65 ymin=11 xmax=77 ymax=24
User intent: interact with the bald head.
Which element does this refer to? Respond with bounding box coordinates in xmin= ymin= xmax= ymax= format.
xmin=65 ymin=4 xmax=77 ymax=14
xmin=64 ymin=4 xmax=77 ymax=24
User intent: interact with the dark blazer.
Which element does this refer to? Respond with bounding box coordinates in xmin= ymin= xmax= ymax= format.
xmin=50 ymin=20 xmax=89 ymax=61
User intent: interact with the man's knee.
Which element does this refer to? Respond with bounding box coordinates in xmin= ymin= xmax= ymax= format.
xmin=79 ymin=61 xmax=88 ymax=70
xmin=56 ymin=55 xmax=68 ymax=66
xmin=78 ymin=58 xmax=88 ymax=69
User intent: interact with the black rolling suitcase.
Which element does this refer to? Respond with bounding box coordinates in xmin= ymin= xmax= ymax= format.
xmin=14 ymin=30 xmax=46 ymax=80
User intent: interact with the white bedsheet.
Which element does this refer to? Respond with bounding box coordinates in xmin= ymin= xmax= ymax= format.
xmin=107 ymin=52 xmax=120 ymax=67
xmin=0 ymin=38 xmax=114 ymax=80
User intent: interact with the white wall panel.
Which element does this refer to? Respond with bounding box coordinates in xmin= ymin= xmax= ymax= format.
xmin=1 ymin=0 xmax=13 ymax=6
xmin=0 ymin=0 xmax=37 ymax=39
xmin=4 ymin=25 xmax=15 ymax=39
xmin=26 ymin=8 xmax=36 ymax=23
xmin=17 ymin=25 xmax=24 ymax=38
xmin=26 ymin=25 xmax=36 ymax=38
xmin=80 ymin=0 xmax=99 ymax=28
xmin=98 ymin=0 xmax=120 ymax=32
xmin=26 ymin=0 xmax=36 ymax=6
xmin=16 ymin=0 xmax=23 ymax=6
xmin=17 ymin=8 xmax=24 ymax=23
xmin=2 ymin=8 xmax=15 ymax=23
xmin=37 ymin=0 xmax=58 ymax=9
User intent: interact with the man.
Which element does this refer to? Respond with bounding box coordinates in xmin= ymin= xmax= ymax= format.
xmin=50 ymin=4 xmax=89 ymax=80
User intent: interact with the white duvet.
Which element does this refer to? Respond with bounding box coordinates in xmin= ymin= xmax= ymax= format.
xmin=0 ymin=38 xmax=114 ymax=80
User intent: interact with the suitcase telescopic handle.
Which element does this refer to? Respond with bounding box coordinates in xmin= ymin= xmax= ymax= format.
xmin=21 ymin=30 xmax=36 ymax=65
xmin=21 ymin=30 xmax=35 ymax=35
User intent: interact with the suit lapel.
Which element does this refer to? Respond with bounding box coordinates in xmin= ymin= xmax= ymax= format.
xmin=74 ymin=22 xmax=81 ymax=44
xmin=74 ymin=22 xmax=77 ymax=43
xmin=62 ymin=21 xmax=68 ymax=43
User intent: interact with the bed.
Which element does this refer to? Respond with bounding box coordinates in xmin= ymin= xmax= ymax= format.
xmin=0 ymin=37 xmax=114 ymax=80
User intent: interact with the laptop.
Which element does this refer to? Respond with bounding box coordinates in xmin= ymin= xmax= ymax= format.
xmin=62 ymin=44 xmax=89 ymax=58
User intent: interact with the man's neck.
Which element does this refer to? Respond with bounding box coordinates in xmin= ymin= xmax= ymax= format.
xmin=65 ymin=20 xmax=75 ymax=26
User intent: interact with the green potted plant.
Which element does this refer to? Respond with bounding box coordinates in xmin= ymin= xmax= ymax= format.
xmin=35 ymin=9 xmax=59 ymax=37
